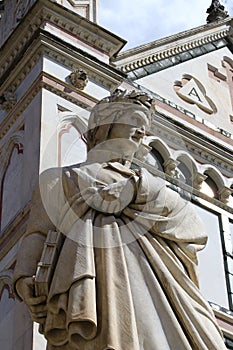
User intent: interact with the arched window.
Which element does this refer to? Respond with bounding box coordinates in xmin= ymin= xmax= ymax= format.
xmin=57 ymin=112 xmax=88 ymax=167
xmin=229 ymin=185 xmax=233 ymax=208
xmin=58 ymin=124 xmax=87 ymax=167
xmin=0 ymin=273 xmax=14 ymax=350
xmin=200 ymin=175 xmax=218 ymax=199
xmin=147 ymin=139 xmax=171 ymax=172
xmin=176 ymin=161 xmax=193 ymax=186
xmin=199 ymin=166 xmax=225 ymax=200
xmin=146 ymin=148 xmax=164 ymax=172
xmin=1 ymin=144 xmax=24 ymax=230
xmin=173 ymin=152 xmax=198 ymax=186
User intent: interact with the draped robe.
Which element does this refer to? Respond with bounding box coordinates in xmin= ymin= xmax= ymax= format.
xmin=13 ymin=161 xmax=227 ymax=350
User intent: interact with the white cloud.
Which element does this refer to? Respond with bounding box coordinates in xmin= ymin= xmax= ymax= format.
xmin=99 ymin=0 xmax=232 ymax=50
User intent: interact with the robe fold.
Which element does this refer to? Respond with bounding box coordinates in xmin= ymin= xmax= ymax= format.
xmin=13 ymin=162 xmax=227 ymax=350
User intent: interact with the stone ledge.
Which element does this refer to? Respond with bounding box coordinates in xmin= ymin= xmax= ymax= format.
xmin=112 ymin=18 xmax=232 ymax=73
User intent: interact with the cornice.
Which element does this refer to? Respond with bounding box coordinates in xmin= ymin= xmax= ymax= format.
xmin=0 ymin=0 xmax=126 ymax=79
xmin=112 ymin=18 xmax=233 ymax=73
xmin=0 ymin=32 xmax=125 ymax=97
xmin=151 ymin=114 xmax=233 ymax=178
xmin=0 ymin=72 xmax=98 ymax=141
xmin=39 ymin=0 xmax=126 ymax=56
xmin=134 ymin=158 xmax=233 ymax=216
xmin=212 ymin=304 xmax=233 ymax=339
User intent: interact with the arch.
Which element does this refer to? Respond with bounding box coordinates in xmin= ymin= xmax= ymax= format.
xmin=199 ymin=164 xmax=226 ymax=199
xmin=200 ymin=164 xmax=226 ymax=190
xmin=227 ymin=178 xmax=233 ymax=188
xmin=149 ymin=137 xmax=172 ymax=161
xmin=58 ymin=112 xmax=88 ymax=136
xmin=173 ymin=151 xmax=199 ymax=173
xmin=0 ymin=270 xmax=15 ymax=350
xmin=57 ymin=112 xmax=88 ymax=167
xmin=0 ymin=131 xmax=24 ymax=230
xmin=227 ymin=180 xmax=233 ymax=207
xmin=145 ymin=137 xmax=171 ymax=171
xmin=0 ymin=270 xmax=14 ymax=300
xmin=172 ymin=151 xmax=198 ymax=185
xmin=0 ymin=130 xmax=24 ymax=183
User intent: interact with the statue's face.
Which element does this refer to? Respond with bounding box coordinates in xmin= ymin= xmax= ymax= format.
xmin=108 ymin=109 xmax=148 ymax=147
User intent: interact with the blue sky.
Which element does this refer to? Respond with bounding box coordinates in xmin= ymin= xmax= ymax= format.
xmin=98 ymin=0 xmax=233 ymax=50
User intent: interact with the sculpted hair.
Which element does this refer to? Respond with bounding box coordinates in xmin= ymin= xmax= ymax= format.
xmin=86 ymin=90 xmax=155 ymax=151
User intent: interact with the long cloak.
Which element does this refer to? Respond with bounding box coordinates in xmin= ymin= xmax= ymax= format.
xmin=13 ymin=161 xmax=227 ymax=350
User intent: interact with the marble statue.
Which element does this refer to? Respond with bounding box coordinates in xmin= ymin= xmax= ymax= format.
xmin=13 ymin=90 xmax=227 ymax=349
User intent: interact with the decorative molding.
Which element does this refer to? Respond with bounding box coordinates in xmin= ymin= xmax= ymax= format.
xmin=65 ymin=0 xmax=98 ymax=23
xmin=15 ymin=0 xmax=34 ymax=22
xmin=0 ymin=0 xmax=125 ymax=75
xmin=0 ymin=72 xmax=97 ymax=141
xmin=0 ymin=34 xmax=124 ymax=102
xmin=58 ymin=111 xmax=88 ymax=135
xmin=150 ymin=116 xmax=233 ymax=178
xmin=0 ymin=92 xmax=17 ymax=111
xmin=130 ymin=81 xmax=233 ymax=147
xmin=113 ymin=20 xmax=231 ymax=73
xmin=201 ymin=163 xmax=226 ymax=188
xmin=211 ymin=302 xmax=233 ymax=339
xmin=134 ymin=158 xmax=233 ymax=215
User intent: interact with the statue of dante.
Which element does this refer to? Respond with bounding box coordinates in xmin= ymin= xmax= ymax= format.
xmin=13 ymin=90 xmax=227 ymax=349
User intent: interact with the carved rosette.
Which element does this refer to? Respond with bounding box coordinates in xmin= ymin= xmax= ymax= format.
xmin=0 ymin=92 xmax=16 ymax=111
xmin=68 ymin=69 xmax=88 ymax=90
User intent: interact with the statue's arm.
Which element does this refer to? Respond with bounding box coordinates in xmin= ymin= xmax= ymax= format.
xmin=132 ymin=168 xmax=207 ymax=246
xmin=80 ymin=173 xmax=138 ymax=214
xmin=70 ymin=163 xmax=139 ymax=214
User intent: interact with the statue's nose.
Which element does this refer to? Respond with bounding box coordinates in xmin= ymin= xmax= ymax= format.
xmin=135 ymin=127 xmax=145 ymax=137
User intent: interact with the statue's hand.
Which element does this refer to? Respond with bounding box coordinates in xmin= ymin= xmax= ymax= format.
xmin=16 ymin=277 xmax=47 ymax=324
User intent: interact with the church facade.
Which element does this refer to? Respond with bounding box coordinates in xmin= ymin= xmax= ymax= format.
xmin=0 ymin=1 xmax=233 ymax=349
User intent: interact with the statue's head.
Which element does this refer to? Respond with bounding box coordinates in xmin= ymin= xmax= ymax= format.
xmin=86 ymin=90 xmax=155 ymax=153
